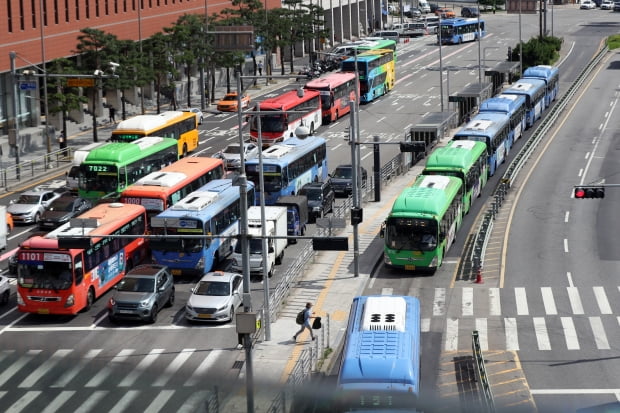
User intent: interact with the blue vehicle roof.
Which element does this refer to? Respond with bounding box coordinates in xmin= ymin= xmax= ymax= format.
xmin=245 ymin=136 xmax=326 ymax=167
xmin=523 ymin=65 xmax=559 ymax=83
xmin=454 ymin=112 xmax=510 ymax=139
xmin=479 ymin=94 xmax=526 ymax=114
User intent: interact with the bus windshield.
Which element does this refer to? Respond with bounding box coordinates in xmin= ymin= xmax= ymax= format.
xmin=256 ymin=114 xmax=286 ymax=133
xmin=79 ymin=165 xmax=119 ymax=193
xmin=151 ymin=227 xmax=206 ymax=252
xmin=246 ymin=167 xmax=283 ymax=192
xmin=385 ymin=217 xmax=438 ymax=251
xmin=18 ymin=259 xmax=73 ymax=290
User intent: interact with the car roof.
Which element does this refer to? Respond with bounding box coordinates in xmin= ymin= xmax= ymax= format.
xmin=198 ymin=271 xmax=239 ymax=282
xmin=127 ymin=264 xmax=168 ymax=277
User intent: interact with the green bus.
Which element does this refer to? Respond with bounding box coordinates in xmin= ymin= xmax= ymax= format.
xmin=381 ymin=175 xmax=463 ymax=272
xmin=421 ymin=140 xmax=488 ymax=215
xmin=78 ymin=136 xmax=178 ymax=201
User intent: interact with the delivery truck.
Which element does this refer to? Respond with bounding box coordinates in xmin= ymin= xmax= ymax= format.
xmin=275 ymin=195 xmax=308 ymax=244
xmin=231 ymin=206 xmax=287 ymax=279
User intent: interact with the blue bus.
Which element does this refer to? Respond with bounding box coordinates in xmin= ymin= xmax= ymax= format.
xmin=245 ymin=136 xmax=328 ymax=205
xmin=522 ymin=65 xmax=559 ymax=108
xmin=150 ymin=179 xmax=255 ymax=275
xmin=336 ymin=295 xmax=421 ymax=411
xmin=479 ymin=93 xmax=527 ymax=143
xmin=453 ymin=112 xmax=511 ymax=177
xmin=438 ymin=17 xmax=486 ymax=45
xmin=341 ymin=49 xmax=396 ymax=103
xmin=501 ymin=78 xmax=546 ymax=129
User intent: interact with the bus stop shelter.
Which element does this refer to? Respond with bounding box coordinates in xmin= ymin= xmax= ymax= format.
xmin=448 ymin=82 xmax=493 ymax=125
xmin=406 ymin=111 xmax=457 ymax=167
xmin=485 ymin=61 xmax=521 ymax=96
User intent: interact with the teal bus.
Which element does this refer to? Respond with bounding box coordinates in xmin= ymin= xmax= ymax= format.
xmin=381 ymin=175 xmax=463 ymax=272
xmin=78 ymin=136 xmax=179 ymax=201
xmin=421 ymin=140 xmax=488 ymax=215
xmin=341 ymin=49 xmax=395 ymax=103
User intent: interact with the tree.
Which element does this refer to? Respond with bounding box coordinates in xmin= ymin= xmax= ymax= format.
xmin=143 ymin=32 xmax=178 ymax=114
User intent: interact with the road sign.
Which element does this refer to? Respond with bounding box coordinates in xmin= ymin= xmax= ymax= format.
xmin=19 ymin=82 xmax=37 ymax=90
xmin=67 ymin=78 xmax=95 ymax=87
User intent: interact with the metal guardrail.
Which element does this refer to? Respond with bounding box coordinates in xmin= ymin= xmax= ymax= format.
xmin=0 ymin=147 xmax=74 ymax=190
xmin=470 ymin=46 xmax=609 ymax=271
xmin=472 ymin=330 xmax=495 ymax=412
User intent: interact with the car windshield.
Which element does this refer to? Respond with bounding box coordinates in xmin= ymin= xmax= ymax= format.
xmin=194 ymin=280 xmax=230 ymax=296
xmin=16 ymin=195 xmax=41 ymax=204
xmin=302 ymin=187 xmax=322 ymax=201
xmin=48 ymin=198 xmax=75 ymax=212
xmin=222 ymin=95 xmax=237 ymax=102
xmin=117 ymin=277 xmax=155 ymax=293
xmin=333 ymin=168 xmax=352 ymax=179
xmin=224 ymin=145 xmax=241 ymax=154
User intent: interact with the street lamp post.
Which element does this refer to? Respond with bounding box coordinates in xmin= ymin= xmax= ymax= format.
xmin=9 ymin=52 xmax=21 ymax=179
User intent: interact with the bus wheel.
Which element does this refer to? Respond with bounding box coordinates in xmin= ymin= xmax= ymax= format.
xmin=84 ymin=288 xmax=95 ymax=312
xmin=182 ymin=144 xmax=188 ymax=158
xmin=309 ymin=123 xmax=315 ymax=135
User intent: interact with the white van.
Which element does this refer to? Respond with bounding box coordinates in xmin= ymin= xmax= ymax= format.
xmin=66 ymin=142 xmax=108 ymax=192
xmin=373 ymin=30 xmax=401 ymax=43
xmin=418 ymin=0 xmax=431 ymax=13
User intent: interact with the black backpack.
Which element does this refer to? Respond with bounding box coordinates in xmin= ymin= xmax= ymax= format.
xmin=296 ymin=310 xmax=305 ymax=325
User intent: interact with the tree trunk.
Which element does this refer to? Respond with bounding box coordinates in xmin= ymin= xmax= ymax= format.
xmin=187 ymin=65 xmax=192 ymax=108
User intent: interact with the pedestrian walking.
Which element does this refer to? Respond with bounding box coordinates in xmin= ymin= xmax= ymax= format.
xmin=293 ymin=302 xmax=316 ymax=342
xmin=258 ymin=61 xmax=263 ymax=76
xmin=109 ymin=106 xmax=116 ymax=123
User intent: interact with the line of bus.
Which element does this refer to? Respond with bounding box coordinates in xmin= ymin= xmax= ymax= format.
xmin=381 ymin=175 xmax=463 ymax=272
xmin=245 ymin=135 xmax=328 ymax=205
xmin=119 ymin=156 xmax=225 ymax=219
xmin=342 ymin=49 xmax=396 ymax=103
xmin=501 ymin=78 xmax=546 ymax=129
xmin=16 ymin=203 xmax=149 ymax=315
xmin=522 ymin=64 xmax=560 ymax=108
xmin=422 ymin=140 xmax=488 ymax=215
xmin=478 ymin=93 xmax=527 ymax=143
xmin=336 ymin=295 xmax=421 ymax=411
xmin=78 ymin=136 xmax=178 ymax=202
xmin=150 ymin=179 xmax=255 ymax=276
xmin=111 ymin=110 xmax=199 ymax=157
xmin=438 ymin=17 xmax=486 ymax=45
xmin=304 ymin=72 xmax=358 ymax=124
xmin=249 ymin=88 xmax=322 ymax=146
xmin=452 ymin=112 xmax=511 ymax=177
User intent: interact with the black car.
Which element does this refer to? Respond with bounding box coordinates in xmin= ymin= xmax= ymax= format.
xmin=330 ymin=164 xmax=368 ymax=197
xmin=461 ymin=6 xmax=479 ymax=17
xmin=299 ymin=180 xmax=335 ymax=223
xmin=38 ymin=195 xmax=92 ymax=230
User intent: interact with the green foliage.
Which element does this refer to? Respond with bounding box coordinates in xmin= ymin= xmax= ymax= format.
xmin=607 ymin=34 xmax=620 ymax=50
xmin=509 ymin=35 xmax=563 ymax=68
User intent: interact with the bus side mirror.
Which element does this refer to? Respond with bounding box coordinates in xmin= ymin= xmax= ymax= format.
xmin=379 ymin=222 xmax=385 ymax=238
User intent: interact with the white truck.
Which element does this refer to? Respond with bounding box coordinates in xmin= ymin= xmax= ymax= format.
xmin=231 ymin=206 xmax=287 ymax=279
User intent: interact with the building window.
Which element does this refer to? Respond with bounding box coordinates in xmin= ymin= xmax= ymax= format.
xmin=54 ymin=0 xmax=59 ymax=24
xmin=95 ymin=0 xmax=100 ymax=17
xmin=31 ymin=0 xmax=36 ymax=28
xmin=75 ymin=0 xmax=80 ymax=20
xmin=7 ymin=0 xmax=13 ymax=32
xmin=19 ymin=0 xmax=25 ymax=30
xmin=65 ymin=0 xmax=70 ymax=22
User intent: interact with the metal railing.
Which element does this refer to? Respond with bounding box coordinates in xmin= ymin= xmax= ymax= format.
xmin=470 ymin=46 xmax=609 ymax=271
xmin=0 ymin=147 xmax=74 ymax=189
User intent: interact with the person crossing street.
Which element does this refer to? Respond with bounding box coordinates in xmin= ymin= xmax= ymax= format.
xmin=293 ymin=302 xmax=315 ymax=342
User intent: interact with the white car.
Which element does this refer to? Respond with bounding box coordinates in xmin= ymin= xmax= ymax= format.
xmin=185 ymin=272 xmax=244 ymax=322
xmin=182 ymin=107 xmax=204 ymax=125
xmin=580 ymin=0 xmax=596 ymax=9
xmin=601 ymin=0 xmax=613 ymax=9
xmin=215 ymin=142 xmax=259 ymax=170
xmin=0 ymin=275 xmax=10 ymax=305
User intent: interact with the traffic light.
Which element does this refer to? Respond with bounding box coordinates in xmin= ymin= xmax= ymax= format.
xmin=574 ymin=186 xmax=605 ymax=199
xmin=399 ymin=141 xmax=426 ymax=153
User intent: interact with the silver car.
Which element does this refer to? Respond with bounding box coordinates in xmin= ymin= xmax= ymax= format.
xmin=216 ymin=142 xmax=259 ymax=170
xmin=185 ymin=272 xmax=243 ymax=322
xmin=8 ymin=187 xmax=69 ymax=224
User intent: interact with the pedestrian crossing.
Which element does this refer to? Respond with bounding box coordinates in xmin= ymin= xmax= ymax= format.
xmin=0 ymin=347 xmax=230 ymax=413
xmin=406 ymin=285 xmax=620 ymax=352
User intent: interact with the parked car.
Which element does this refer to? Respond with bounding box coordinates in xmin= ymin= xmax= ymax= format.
xmin=580 ymin=0 xmax=596 ymax=9
xmin=217 ymin=92 xmax=251 ymax=112
xmin=107 ymin=264 xmax=175 ymax=324
xmin=299 ymin=180 xmax=335 ymax=223
xmin=372 ymin=30 xmax=401 ymax=43
xmin=181 ymin=107 xmax=204 ymax=125
xmin=215 ymin=142 xmax=259 ymax=170
xmin=330 ymin=164 xmax=368 ymax=197
xmin=404 ymin=7 xmax=422 ymax=18
xmin=38 ymin=195 xmax=92 ymax=230
xmin=435 ymin=7 xmax=456 ymax=18
xmin=461 ymin=6 xmax=480 ymax=17
xmin=185 ymin=272 xmax=243 ymax=322
xmin=8 ymin=185 xmax=70 ymax=224
xmin=600 ymin=0 xmax=613 ymax=9
xmin=0 ymin=275 xmax=10 ymax=305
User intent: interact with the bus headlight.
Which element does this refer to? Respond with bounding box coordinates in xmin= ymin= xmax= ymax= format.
xmin=65 ymin=294 xmax=75 ymax=307
xmin=196 ymin=257 xmax=205 ymax=270
xmin=16 ymin=293 xmax=24 ymax=306
xmin=383 ymin=253 xmax=392 ymax=265
xmin=430 ymin=256 xmax=438 ymax=267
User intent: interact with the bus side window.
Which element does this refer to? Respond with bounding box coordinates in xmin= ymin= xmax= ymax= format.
xmin=75 ymin=256 xmax=84 ymax=285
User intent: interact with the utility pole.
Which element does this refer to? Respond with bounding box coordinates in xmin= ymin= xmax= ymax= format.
xmin=9 ymin=52 xmax=21 ymax=179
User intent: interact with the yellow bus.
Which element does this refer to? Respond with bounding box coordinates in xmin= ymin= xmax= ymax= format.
xmin=111 ymin=111 xmax=199 ymax=157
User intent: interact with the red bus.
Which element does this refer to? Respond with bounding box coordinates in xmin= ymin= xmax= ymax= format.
xmin=16 ymin=203 xmax=149 ymax=315
xmin=249 ymin=89 xmax=322 ymax=146
xmin=304 ymin=72 xmax=358 ymax=124
xmin=119 ymin=156 xmax=225 ymax=219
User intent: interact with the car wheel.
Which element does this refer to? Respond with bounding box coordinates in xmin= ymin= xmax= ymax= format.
xmin=1 ymin=290 xmax=9 ymax=305
xmin=166 ymin=288 xmax=175 ymax=308
xmin=182 ymin=144 xmax=188 ymax=158
xmin=229 ymin=306 xmax=235 ymax=323
xmin=34 ymin=213 xmax=40 ymax=224
xmin=109 ymin=314 xmax=118 ymax=324
xmin=149 ymin=305 xmax=158 ymax=323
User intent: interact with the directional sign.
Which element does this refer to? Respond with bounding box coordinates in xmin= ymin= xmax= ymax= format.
xmin=67 ymin=78 xmax=95 ymax=87
xmin=19 ymin=81 xmax=37 ymax=90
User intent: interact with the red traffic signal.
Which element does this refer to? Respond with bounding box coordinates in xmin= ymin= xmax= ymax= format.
xmin=574 ymin=186 xmax=605 ymax=199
